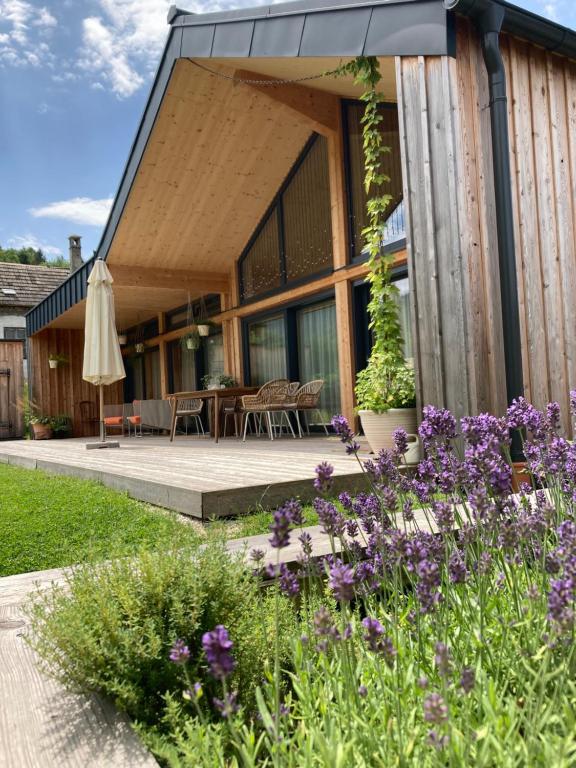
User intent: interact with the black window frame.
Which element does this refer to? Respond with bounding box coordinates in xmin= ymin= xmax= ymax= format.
xmin=238 ymin=133 xmax=333 ymax=305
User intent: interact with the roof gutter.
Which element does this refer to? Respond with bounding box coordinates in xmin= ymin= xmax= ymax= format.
xmin=446 ymin=0 xmax=524 ymax=456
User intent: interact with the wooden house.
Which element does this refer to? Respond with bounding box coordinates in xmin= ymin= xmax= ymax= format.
xmin=26 ymin=0 xmax=576 ymax=437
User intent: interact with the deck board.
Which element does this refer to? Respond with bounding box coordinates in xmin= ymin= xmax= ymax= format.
xmin=0 ymin=435 xmax=370 ymax=518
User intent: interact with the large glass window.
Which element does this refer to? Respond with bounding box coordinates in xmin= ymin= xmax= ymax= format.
xmin=247 ymin=315 xmax=287 ymax=386
xmin=394 ymin=276 xmax=413 ymax=363
xmin=204 ymin=333 xmax=225 ymax=382
xmin=283 ymin=138 xmax=332 ymax=282
xmin=239 ymin=135 xmax=332 ymax=302
xmin=345 ymin=102 xmax=404 ymax=260
xmin=297 ymin=301 xmax=340 ymax=425
xmin=169 ymin=341 xmax=197 ymax=392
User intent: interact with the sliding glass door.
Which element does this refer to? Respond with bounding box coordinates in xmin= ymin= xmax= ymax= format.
xmin=296 ymin=301 xmax=340 ymax=424
xmin=244 ymin=299 xmax=341 ymax=427
xmin=247 ymin=315 xmax=288 ymax=385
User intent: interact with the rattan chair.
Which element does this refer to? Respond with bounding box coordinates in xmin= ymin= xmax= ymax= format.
xmin=289 ymin=380 xmax=328 ymax=436
xmin=174 ymin=398 xmax=204 ymax=436
xmin=221 ymin=396 xmax=240 ymax=438
xmin=239 ymin=379 xmax=290 ymax=441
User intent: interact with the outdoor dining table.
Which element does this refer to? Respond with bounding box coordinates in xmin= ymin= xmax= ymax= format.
xmin=167 ymin=386 xmax=258 ymax=443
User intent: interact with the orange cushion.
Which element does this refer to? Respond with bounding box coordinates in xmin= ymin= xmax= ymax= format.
xmin=103 ymin=416 xmax=123 ymax=425
xmin=127 ymin=416 xmax=141 ymax=424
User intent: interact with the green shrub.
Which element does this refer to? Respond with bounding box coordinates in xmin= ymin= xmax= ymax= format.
xmin=26 ymin=542 xmax=297 ymax=725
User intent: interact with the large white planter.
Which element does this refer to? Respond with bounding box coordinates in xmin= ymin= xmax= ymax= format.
xmin=359 ymin=408 xmax=419 ymax=462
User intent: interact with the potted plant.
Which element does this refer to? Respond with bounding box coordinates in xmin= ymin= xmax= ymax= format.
xmin=219 ymin=374 xmax=237 ymax=389
xmin=197 ymin=320 xmax=214 ymax=337
xmin=29 ymin=416 xmax=53 ymax=440
xmin=134 ymin=342 xmax=145 ymax=354
xmin=181 ymin=329 xmax=200 ymax=351
xmin=50 ymin=414 xmax=73 ymax=439
xmin=48 ymin=353 xmax=68 ymax=369
xmin=117 ymin=331 xmax=127 ymax=346
xmin=356 ymin=351 xmax=417 ymax=456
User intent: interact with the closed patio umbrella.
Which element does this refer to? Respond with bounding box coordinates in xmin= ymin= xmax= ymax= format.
xmin=82 ymin=259 xmax=125 ymax=448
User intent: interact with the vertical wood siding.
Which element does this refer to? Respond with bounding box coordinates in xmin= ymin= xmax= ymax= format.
xmin=398 ymin=18 xmax=576 ymax=435
xmin=0 ymin=341 xmax=24 ymax=439
xmin=396 ymin=51 xmax=506 ymax=422
xmin=29 ymin=330 xmax=124 ymax=437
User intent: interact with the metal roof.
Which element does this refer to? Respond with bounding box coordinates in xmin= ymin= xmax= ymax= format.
xmin=172 ymin=0 xmax=453 ymax=58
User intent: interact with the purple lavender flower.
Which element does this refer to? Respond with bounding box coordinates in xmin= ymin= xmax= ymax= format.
xmin=448 ymin=551 xmax=468 ymax=584
xmin=314 ymin=498 xmax=345 ymax=537
xmin=570 ymin=390 xmax=576 ymax=420
xmin=427 ymin=731 xmax=449 ymax=750
xmin=314 ymin=461 xmax=334 ymax=493
xmin=284 ymin=498 xmax=304 ymax=526
xmin=358 ymin=684 xmax=368 ymax=698
xmin=432 ymin=501 xmax=454 ymax=534
xmin=298 ymin=531 xmax=313 ymax=558
xmin=362 ymin=617 xmax=396 ymax=666
xmin=417 ymin=676 xmax=429 ymax=690
xmin=250 ymin=548 xmax=265 ymax=564
xmin=169 ymin=638 xmax=190 ymax=665
xmin=269 ymin=505 xmax=292 ymax=549
xmin=331 ymin=414 xmax=360 ymax=454
xmin=339 ymin=491 xmax=352 ymax=510
xmin=419 ymin=405 xmax=457 ymax=446
xmin=547 ymin=577 xmax=575 ymax=633
xmin=313 ymin=605 xmax=340 ymax=650
xmin=213 ymin=691 xmax=239 ymax=718
xmin=202 ymin=625 xmax=235 ymax=681
xmin=329 ymin=560 xmax=356 ymax=602
xmin=402 ymin=500 xmax=415 ymax=523
xmin=393 ymin=428 xmax=409 ymax=456
xmin=434 ymin=642 xmax=451 ymax=679
xmin=459 ymin=667 xmax=475 ymax=694
xmin=184 ymin=682 xmax=203 ymax=701
xmin=423 ymin=693 xmax=448 ymax=724
xmin=278 ymin=563 xmax=300 ymax=598
xmin=546 ymin=402 xmax=561 ymax=432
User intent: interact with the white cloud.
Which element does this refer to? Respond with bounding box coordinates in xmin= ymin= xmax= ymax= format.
xmin=0 ymin=0 xmax=57 ymax=68
xmin=29 ymin=197 xmax=113 ymax=227
xmin=8 ymin=233 xmax=62 ymax=257
xmin=76 ymin=0 xmax=277 ymax=98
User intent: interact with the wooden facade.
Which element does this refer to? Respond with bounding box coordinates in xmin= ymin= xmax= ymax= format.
xmin=29 ymin=330 xmax=123 ymax=437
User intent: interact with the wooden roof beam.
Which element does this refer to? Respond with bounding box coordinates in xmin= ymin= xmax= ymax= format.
xmin=110 ymin=264 xmax=230 ymax=294
xmin=233 ymin=69 xmax=340 ymax=137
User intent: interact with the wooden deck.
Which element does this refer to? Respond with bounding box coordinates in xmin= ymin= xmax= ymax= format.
xmin=0 ymin=435 xmax=369 ymax=519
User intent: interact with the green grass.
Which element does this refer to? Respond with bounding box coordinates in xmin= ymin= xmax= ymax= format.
xmin=0 ymin=463 xmax=202 ymax=577
xmin=209 ymin=504 xmax=319 ymax=539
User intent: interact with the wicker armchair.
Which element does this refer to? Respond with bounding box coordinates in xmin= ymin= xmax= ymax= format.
xmin=289 ymin=380 xmax=328 ymax=436
xmin=173 ymin=398 xmax=204 ymax=437
xmin=239 ymin=379 xmax=291 ymax=441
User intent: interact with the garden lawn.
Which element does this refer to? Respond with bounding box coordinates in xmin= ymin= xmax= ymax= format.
xmin=0 ymin=463 xmax=202 ymax=576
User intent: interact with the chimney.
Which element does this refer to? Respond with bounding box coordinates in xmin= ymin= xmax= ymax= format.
xmin=68 ymin=235 xmax=83 ymax=272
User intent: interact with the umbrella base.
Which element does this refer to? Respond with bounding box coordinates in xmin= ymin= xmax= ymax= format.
xmin=85 ymin=441 xmax=120 ymax=450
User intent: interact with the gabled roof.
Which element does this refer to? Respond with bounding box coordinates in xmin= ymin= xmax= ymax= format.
xmin=0 ymin=262 xmax=68 ymax=310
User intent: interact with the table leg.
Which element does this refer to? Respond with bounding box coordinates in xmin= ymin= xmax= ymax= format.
xmin=214 ymin=392 xmax=219 ymax=444
xmin=169 ymin=397 xmax=178 ymax=442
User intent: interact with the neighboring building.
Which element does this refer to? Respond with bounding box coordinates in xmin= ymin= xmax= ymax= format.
xmin=25 ymin=0 xmax=576 ymax=438
xmin=0 ymin=262 xmax=68 ymax=373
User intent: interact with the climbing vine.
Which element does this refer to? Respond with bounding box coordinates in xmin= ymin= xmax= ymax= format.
xmin=335 ymin=57 xmax=415 ymax=411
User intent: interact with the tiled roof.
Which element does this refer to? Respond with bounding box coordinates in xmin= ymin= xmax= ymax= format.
xmin=0 ymin=262 xmax=69 ymax=309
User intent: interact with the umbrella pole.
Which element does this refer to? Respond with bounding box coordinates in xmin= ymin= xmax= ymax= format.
xmin=99 ymin=384 xmax=105 ymax=443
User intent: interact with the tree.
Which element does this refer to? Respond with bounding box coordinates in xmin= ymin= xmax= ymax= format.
xmin=0 ymin=245 xmax=69 ymax=269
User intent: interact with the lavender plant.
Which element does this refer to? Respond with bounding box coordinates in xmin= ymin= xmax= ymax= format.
xmin=164 ymin=393 xmax=576 ymax=766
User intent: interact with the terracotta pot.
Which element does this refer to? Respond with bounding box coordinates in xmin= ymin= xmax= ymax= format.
xmin=359 ymin=408 xmax=419 ymax=461
xmin=31 ymin=423 xmax=52 ymax=440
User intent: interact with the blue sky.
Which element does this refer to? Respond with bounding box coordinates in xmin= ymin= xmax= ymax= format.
xmin=1 ymin=0 xmax=575 ymax=262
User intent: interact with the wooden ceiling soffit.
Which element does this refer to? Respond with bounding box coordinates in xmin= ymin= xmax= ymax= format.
xmin=233 ymin=69 xmax=339 ymax=137
xmin=110 ymin=264 xmax=230 ymax=294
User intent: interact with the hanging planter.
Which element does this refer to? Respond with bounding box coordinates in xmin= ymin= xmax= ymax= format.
xmin=197 ymin=323 xmax=212 ymax=337
xmin=135 ymin=342 xmax=145 ymax=354
xmin=181 ymin=329 xmax=200 ymax=351
xmin=48 ymin=353 xmax=68 ymax=369
xmin=118 ymin=333 xmax=127 ymax=346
